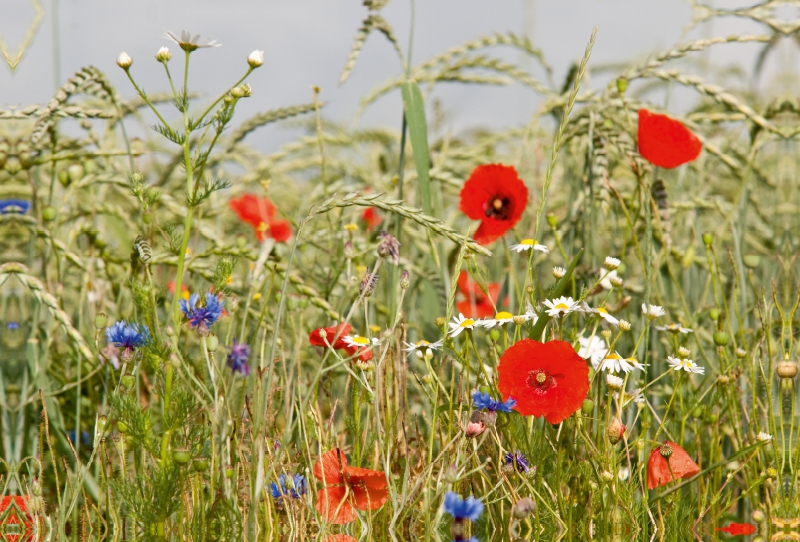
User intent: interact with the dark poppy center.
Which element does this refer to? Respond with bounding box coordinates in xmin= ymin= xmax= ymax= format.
xmin=527 ymin=369 xmax=557 ymax=393
xmin=484 ymin=196 xmax=511 ymax=220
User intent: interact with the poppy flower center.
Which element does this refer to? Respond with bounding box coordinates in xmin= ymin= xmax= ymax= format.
xmin=484 ymin=197 xmax=511 ymax=220
xmin=527 ymin=369 xmax=557 ymax=393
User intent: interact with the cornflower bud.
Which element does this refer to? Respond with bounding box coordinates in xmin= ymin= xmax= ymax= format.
xmin=359 ymin=269 xmax=378 ymax=298
xmin=400 ymin=269 xmax=410 ymax=289
xmin=376 ymin=231 xmax=400 ymax=265
xmin=116 ymin=52 xmax=132 ymax=69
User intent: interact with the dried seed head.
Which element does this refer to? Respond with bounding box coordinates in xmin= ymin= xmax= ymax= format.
xmin=465 ymin=420 xmax=485 ymax=438
xmin=377 ymin=231 xmax=401 ymax=265
xmin=777 ymin=361 xmax=798 ymax=379
xmin=116 ymin=52 xmax=132 ymax=69
xmin=512 ymin=497 xmax=537 ymax=519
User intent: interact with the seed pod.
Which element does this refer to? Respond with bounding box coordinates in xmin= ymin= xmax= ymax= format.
xmin=581 ymin=398 xmax=594 ymax=415
xmin=713 ymin=331 xmax=729 ymax=346
xmin=94 ymin=312 xmax=108 ymax=329
xmin=193 ymin=458 xmax=209 ymax=472
xmin=117 ymin=420 xmax=129 ymax=434
xmin=173 ymin=448 xmax=191 ymax=465
xmin=777 ymin=361 xmax=797 ymax=379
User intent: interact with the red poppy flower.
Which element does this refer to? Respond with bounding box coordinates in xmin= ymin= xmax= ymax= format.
xmin=716 ymin=523 xmax=756 ymax=536
xmin=637 ymin=109 xmax=701 ymax=169
xmin=313 ymin=448 xmax=388 ymax=524
xmin=497 ymin=339 xmax=589 ymax=424
xmin=309 ymin=324 xmax=352 ymax=350
xmin=322 ymin=536 xmax=357 ymax=542
xmin=361 ymin=207 xmax=382 ymax=231
xmin=646 ymin=441 xmax=700 ymax=489
xmin=459 ymin=164 xmax=528 ymax=245
xmin=456 ymin=271 xmax=501 ymax=317
xmin=230 ymin=193 xmax=292 ymax=242
xmin=0 ymin=496 xmax=34 ymax=542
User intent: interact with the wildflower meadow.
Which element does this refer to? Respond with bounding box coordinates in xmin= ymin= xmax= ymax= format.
xmin=1 ymin=1 xmax=799 ymax=541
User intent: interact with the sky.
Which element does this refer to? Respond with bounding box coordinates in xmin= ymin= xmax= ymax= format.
xmin=0 ymin=0 xmax=785 ymax=151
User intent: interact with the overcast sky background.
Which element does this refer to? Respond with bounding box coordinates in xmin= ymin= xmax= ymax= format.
xmin=1 ymin=1 xmax=793 ymax=150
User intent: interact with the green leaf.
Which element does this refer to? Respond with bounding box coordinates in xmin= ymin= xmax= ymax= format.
xmin=401 ymin=81 xmax=434 ymax=217
xmin=528 ymin=248 xmax=584 ymax=340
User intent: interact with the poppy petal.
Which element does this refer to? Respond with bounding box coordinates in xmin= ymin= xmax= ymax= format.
xmin=309 ymin=324 xmax=352 ymax=350
xmin=637 ymin=109 xmax=701 ymax=169
xmin=313 ymin=449 xmax=348 ymax=484
xmin=316 ymin=486 xmax=355 ymax=524
xmin=267 ymin=219 xmax=292 ymax=243
xmin=350 ymin=484 xmax=389 ymax=511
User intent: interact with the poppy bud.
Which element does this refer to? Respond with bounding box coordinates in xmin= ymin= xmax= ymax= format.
xmin=489 ymin=329 xmax=501 ymax=342
xmin=117 ymin=420 xmax=129 ymax=434
xmin=68 ymin=163 xmax=84 ymax=183
xmin=42 ymin=206 xmax=57 ymax=221
xmin=173 ymin=448 xmax=191 ymax=465
xmin=546 ymin=212 xmax=557 ymax=227
xmin=713 ymin=331 xmax=729 ymax=346
xmin=607 ymin=418 xmax=625 ymax=445
xmin=205 ymin=333 xmax=219 ymax=353
xmin=751 ymin=510 xmax=765 ymax=523
xmin=702 ymin=232 xmax=714 ymax=246
xmin=708 ymin=308 xmax=720 ymax=321
xmin=225 ymin=465 xmax=235 ymax=479
xmin=581 ymin=398 xmax=594 ymax=415
xmin=94 ymin=312 xmax=108 ymax=329
xmin=743 ymin=254 xmax=760 ymax=268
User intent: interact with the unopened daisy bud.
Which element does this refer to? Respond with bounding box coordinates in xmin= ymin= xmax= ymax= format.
xmin=735 ymin=348 xmax=747 ymax=358
xmin=400 ymin=270 xmax=410 ymax=289
xmin=435 ymin=317 xmax=446 ymax=327
xmin=607 ymin=418 xmax=625 ymax=444
xmin=766 ymin=467 xmax=777 ymax=479
xmin=601 ymin=329 xmax=612 ymax=340
xmin=756 ymin=432 xmax=772 ymax=443
xmin=751 ymin=510 xmax=766 ymax=523
xmin=247 ymin=50 xmax=264 ymax=68
xmin=116 ymin=52 xmax=133 ymax=70
xmin=677 ymin=346 xmax=691 ymax=358
xmin=317 ymin=328 xmax=328 ymax=340
xmin=606 ymin=374 xmax=623 ymax=391
xmin=155 ymin=47 xmax=172 ymax=62
xmin=610 ymin=275 xmax=624 ymax=287
xmin=512 ymin=315 xmax=527 ymax=325
xmin=552 ymin=266 xmax=566 ymax=279
xmin=355 ymin=359 xmax=374 ymax=372
xmin=600 ymin=470 xmax=614 ymax=483
xmin=618 ymin=319 xmax=631 ymax=331
xmin=659 ymin=442 xmax=673 ymax=459
xmin=777 ymin=361 xmax=797 ymax=379
xmin=465 ymin=420 xmax=485 ymax=438
xmin=96 ymin=415 xmax=108 ymax=435
xmin=512 ymin=497 xmax=536 ymax=519
xmin=231 ymin=86 xmax=245 ymax=99
xmin=603 ymin=256 xmax=621 ymax=270
xmin=343 ymin=241 xmax=355 ymax=259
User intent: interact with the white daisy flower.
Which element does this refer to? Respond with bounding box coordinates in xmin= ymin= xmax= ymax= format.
xmin=606 ymin=374 xmax=624 ymax=390
xmin=509 ymin=239 xmax=549 ymax=254
xmin=627 ymin=388 xmax=645 ymax=404
xmin=543 ymin=296 xmax=577 ymax=318
xmin=642 ymin=303 xmax=666 ymax=319
xmin=165 ymin=29 xmax=221 ymax=52
xmin=449 ymin=314 xmax=477 ymax=337
xmin=592 ymin=306 xmax=619 ymax=326
xmin=598 ymin=352 xmax=644 ymax=374
xmin=553 ymin=266 xmax=566 ymax=279
xmin=578 ymin=335 xmax=608 ymax=368
xmin=655 ymin=323 xmax=693 ymax=334
xmin=342 ymin=335 xmax=379 ymax=348
xmin=481 ymin=311 xmax=515 ymax=328
xmin=756 ymin=432 xmax=772 ymax=443
xmin=600 ymin=270 xmax=619 ymax=290
xmin=402 ymin=339 xmax=444 ymax=359
xmin=603 ymin=256 xmax=621 ymax=270
xmin=666 ymin=356 xmax=704 ymax=374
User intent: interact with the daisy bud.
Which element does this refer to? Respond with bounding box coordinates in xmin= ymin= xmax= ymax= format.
xmin=512 ymin=497 xmax=536 ymax=519
xmin=777 ymin=361 xmax=797 ymax=379
xmin=756 ymin=432 xmax=772 ymax=443
xmin=512 ymin=315 xmax=527 ymax=325
xmin=247 ymin=50 xmax=264 ymax=68
xmin=435 ymin=317 xmax=446 ymax=327
xmin=42 ymin=206 xmax=56 ymax=221
xmin=444 ymin=464 xmax=460 ymax=483
xmin=116 ymin=52 xmax=133 ymax=70
xmin=601 ymin=329 xmax=612 ymax=340
xmin=736 ymin=348 xmax=747 ymax=358
xmin=678 ymin=346 xmax=691 ymax=358
xmin=603 ymin=256 xmax=621 ymax=270
xmin=600 ymin=470 xmax=614 ymax=483
xmin=400 ymin=270 xmax=410 ymax=289
xmin=606 ymin=374 xmax=623 ymax=391
xmin=552 ymin=266 xmax=566 ymax=279
xmin=155 ymin=46 xmax=172 ymax=62
xmin=751 ymin=510 xmax=766 ymax=523
xmin=355 ymin=359 xmax=374 ymax=372
xmin=607 ymin=418 xmax=625 ymax=445
xmin=618 ymin=319 xmax=631 ymax=331
xmin=343 ymin=241 xmax=355 ymax=259
xmin=702 ymin=232 xmax=714 ymax=247
xmin=766 ymin=467 xmax=777 ymax=479
xmin=610 ymin=275 xmax=624 ymax=287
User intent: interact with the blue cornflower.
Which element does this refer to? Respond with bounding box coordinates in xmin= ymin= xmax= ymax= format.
xmin=472 ymin=391 xmax=516 ymax=413
xmin=0 ymin=199 xmax=31 ymax=214
xmin=269 ymin=474 xmax=306 ymax=501
xmin=226 ymin=339 xmax=251 ymax=376
xmin=443 ymin=491 xmax=483 ymax=521
xmin=105 ymin=321 xmax=151 ymax=361
xmin=7 ymin=321 xmax=19 ymax=330
xmin=503 ymin=450 xmax=530 ymax=473
xmin=180 ymin=292 xmax=225 ymax=332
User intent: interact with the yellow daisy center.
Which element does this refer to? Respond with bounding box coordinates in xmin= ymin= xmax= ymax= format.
xmin=495 ymin=311 xmax=513 ymax=320
xmin=606 ymin=353 xmax=621 ymax=360
xmin=417 ymin=340 xmax=430 ymax=347
xmin=352 ymin=336 xmax=370 ymax=346
xmin=555 ymin=303 xmax=569 ymax=310
xmin=597 ymin=308 xmax=609 ymax=315
xmin=520 ymin=239 xmax=534 ymax=246
xmin=344 ymin=223 xmax=358 ymax=232
xmin=459 ymin=319 xmax=475 ymax=328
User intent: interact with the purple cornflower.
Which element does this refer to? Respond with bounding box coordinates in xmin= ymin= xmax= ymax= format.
xmin=472 ymin=391 xmax=516 ymax=413
xmin=0 ymin=199 xmax=30 ymax=214
xmin=180 ymin=292 xmax=225 ymax=333
xmin=7 ymin=322 xmax=19 ymax=330
xmin=105 ymin=321 xmax=151 ymax=362
xmin=226 ymin=339 xmax=251 ymax=376
xmin=443 ymin=491 xmax=483 ymax=521
xmin=503 ymin=450 xmax=530 ymax=473
xmin=269 ymin=474 xmax=306 ymax=501
xmin=377 ymin=230 xmax=401 ymax=265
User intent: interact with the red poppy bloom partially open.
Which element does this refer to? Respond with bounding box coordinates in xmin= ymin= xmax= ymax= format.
xmin=309 ymin=324 xmax=352 ymax=350
xmin=361 ymin=207 xmax=382 ymax=231
xmin=456 ymin=271 xmax=501 ymax=317
xmin=459 ymin=164 xmax=528 ymax=245
xmin=0 ymin=496 xmax=34 ymax=542
xmin=637 ymin=109 xmax=702 ymax=169
xmin=230 ymin=193 xmax=292 ymax=242
xmin=497 ymin=339 xmax=589 ymax=424
xmin=646 ymin=441 xmax=700 ymax=489
xmin=716 ymin=523 xmax=756 ymax=536
xmin=314 ymin=449 xmax=388 ymax=524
